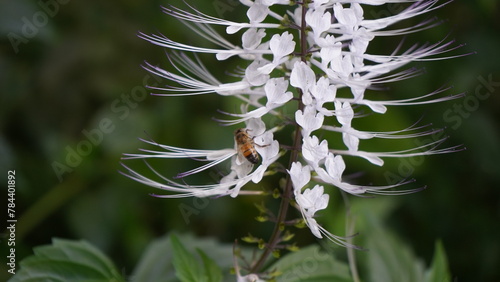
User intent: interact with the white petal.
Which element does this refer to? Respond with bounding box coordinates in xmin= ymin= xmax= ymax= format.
xmin=269 ymin=32 xmax=295 ymax=61
xmin=362 ymin=101 xmax=387 ymax=114
xmin=245 ymin=60 xmax=271 ymax=86
xmin=302 ymin=136 xmax=328 ymax=168
xmin=334 ymin=101 xmax=354 ymax=126
xmin=360 ymin=154 xmax=384 ymax=166
xmin=306 ymin=217 xmax=322 ymax=238
xmin=306 ymin=8 xmax=331 ymax=37
xmin=265 ymin=78 xmax=293 ymax=105
xmin=246 ymin=118 xmax=266 ymax=136
xmin=342 ymin=131 xmax=360 ymax=152
xmin=290 ymin=61 xmax=316 ymax=93
xmin=257 ymin=63 xmax=276 ymax=75
xmin=247 ymin=1 xmax=269 ymax=23
xmin=242 ymin=28 xmax=266 ymax=50
xmin=296 ymin=106 xmax=324 ymax=134
xmin=289 ymin=162 xmax=311 ymax=191
xmin=325 ymin=153 xmax=346 ymax=180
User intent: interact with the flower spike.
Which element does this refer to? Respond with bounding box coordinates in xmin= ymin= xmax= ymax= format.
xmin=124 ymin=0 xmax=468 ymax=258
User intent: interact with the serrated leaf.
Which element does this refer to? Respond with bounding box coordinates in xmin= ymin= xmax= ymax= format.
xmin=197 ymin=249 xmax=223 ymax=282
xmin=132 ymin=233 xmax=244 ymax=282
xmin=271 ymin=245 xmax=352 ymax=282
xmin=425 ymin=241 xmax=451 ymax=282
xmin=170 ymin=235 xmax=207 ymax=282
xmin=130 ymin=234 xmax=177 ymax=282
xmin=9 ymin=238 xmax=124 ymax=282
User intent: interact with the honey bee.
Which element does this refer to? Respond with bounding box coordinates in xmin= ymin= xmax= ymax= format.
xmin=234 ymin=128 xmax=260 ymax=164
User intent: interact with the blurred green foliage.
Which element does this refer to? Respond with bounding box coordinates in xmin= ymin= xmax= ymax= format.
xmin=8 ymin=208 xmax=452 ymax=282
xmin=1 ymin=0 xmax=499 ymax=281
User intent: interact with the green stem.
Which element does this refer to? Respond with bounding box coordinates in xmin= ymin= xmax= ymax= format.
xmin=341 ymin=191 xmax=361 ymax=282
xmin=250 ymin=2 xmax=308 ymax=274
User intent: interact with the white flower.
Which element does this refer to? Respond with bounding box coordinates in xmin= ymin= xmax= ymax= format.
xmin=295 ymin=105 xmax=324 ymax=136
xmin=258 ymin=32 xmax=296 ymax=74
xmin=295 ymin=184 xmax=329 ymax=238
xmin=289 ymin=162 xmax=325 ymax=237
xmin=242 ymin=28 xmax=266 ymax=50
xmin=302 ymin=135 xmax=329 ymax=169
xmin=289 ymin=162 xmax=356 ymax=247
xmin=246 ymin=0 xmax=270 ymax=23
xmin=125 ymin=0 xmax=468 ymax=248
xmin=334 ymin=101 xmax=359 ymax=152
xmin=237 ymin=273 xmax=265 ymax=282
xmin=306 ymin=7 xmax=331 ymax=42
xmin=318 ymin=35 xmax=342 ymax=68
xmin=121 ymin=119 xmax=279 ymax=198
xmin=217 ymin=77 xmax=292 ymax=125
xmin=290 ymin=61 xmax=316 ymax=105
xmin=311 ymin=77 xmax=336 ymax=116
xmin=245 ymin=60 xmax=271 ymax=86
xmin=314 ymin=153 xmax=416 ymax=195
xmin=288 ymin=162 xmax=311 ymax=192
xmin=333 ymin=3 xmax=364 ymax=31
xmin=264 ymin=77 xmax=294 ymax=107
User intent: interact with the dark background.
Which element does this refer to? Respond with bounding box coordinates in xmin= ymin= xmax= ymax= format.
xmin=1 ymin=0 xmax=499 ymax=281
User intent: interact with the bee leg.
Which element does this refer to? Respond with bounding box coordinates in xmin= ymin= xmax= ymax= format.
xmin=252 ymin=136 xmax=270 ymax=148
xmin=248 ymin=129 xmax=270 ymax=147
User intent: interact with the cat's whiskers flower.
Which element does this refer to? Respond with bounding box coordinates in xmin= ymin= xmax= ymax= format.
xmin=122 ymin=2 xmax=467 ymax=266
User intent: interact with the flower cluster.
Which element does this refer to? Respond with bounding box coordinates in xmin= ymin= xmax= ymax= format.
xmin=122 ymin=0 xmax=464 ymax=250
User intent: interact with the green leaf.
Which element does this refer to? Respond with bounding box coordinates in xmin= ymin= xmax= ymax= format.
xmin=197 ymin=249 xmax=223 ymax=282
xmin=9 ymin=238 xmax=124 ymax=282
xmin=130 ymin=234 xmax=177 ymax=282
xmin=132 ymin=233 xmax=239 ymax=282
xmin=351 ymin=198 xmax=452 ymax=282
xmin=425 ymin=241 xmax=451 ymax=282
xmin=170 ymin=234 xmax=207 ymax=282
xmin=358 ymin=204 xmax=426 ymax=282
xmin=271 ymin=245 xmax=352 ymax=282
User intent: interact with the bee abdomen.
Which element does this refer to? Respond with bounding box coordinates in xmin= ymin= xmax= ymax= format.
xmin=242 ymin=146 xmax=259 ymax=164
xmin=234 ymin=128 xmax=260 ymax=164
